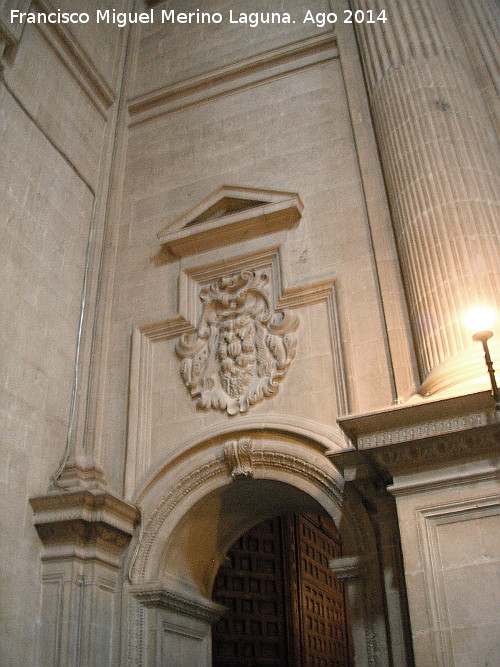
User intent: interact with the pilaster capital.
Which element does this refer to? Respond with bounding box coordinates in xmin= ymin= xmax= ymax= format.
xmin=329 ymin=556 xmax=364 ymax=582
xmin=30 ymin=489 xmax=140 ymax=568
xmin=130 ymin=582 xmax=225 ymax=623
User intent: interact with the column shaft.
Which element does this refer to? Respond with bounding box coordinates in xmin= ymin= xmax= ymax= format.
xmin=350 ymin=0 xmax=500 ymax=394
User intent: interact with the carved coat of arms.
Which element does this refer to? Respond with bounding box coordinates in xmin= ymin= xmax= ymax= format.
xmin=176 ymin=270 xmax=298 ymax=414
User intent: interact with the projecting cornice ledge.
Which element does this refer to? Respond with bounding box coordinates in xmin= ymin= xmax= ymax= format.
xmin=157 ymin=186 xmax=303 ymax=259
xmin=128 ymin=32 xmax=337 ymax=124
xmin=30 ymin=490 xmax=140 ymax=568
xmin=331 ymin=390 xmax=500 ymax=479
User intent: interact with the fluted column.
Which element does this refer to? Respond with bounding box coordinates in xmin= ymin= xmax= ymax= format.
xmin=349 ymin=0 xmax=499 ymax=396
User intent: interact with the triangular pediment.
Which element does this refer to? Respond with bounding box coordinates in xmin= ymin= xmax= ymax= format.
xmin=157 ymin=186 xmax=303 ymax=258
xmin=186 ymin=196 xmax=268 ymax=226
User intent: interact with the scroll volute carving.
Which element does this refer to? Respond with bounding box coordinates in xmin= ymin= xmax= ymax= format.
xmin=223 ymin=438 xmax=254 ymax=479
xmin=176 ymin=269 xmax=298 ymax=415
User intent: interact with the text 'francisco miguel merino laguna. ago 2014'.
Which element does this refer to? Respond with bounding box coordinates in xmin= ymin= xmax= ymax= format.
xmin=10 ymin=8 xmax=388 ymax=28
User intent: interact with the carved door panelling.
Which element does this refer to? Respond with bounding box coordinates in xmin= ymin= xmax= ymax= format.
xmin=212 ymin=515 xmax=351 ymax=666
xmin=295 ymin=514 xmax=351 ymax=666
xmin=212 ymin=517 xmax=289 ymax=665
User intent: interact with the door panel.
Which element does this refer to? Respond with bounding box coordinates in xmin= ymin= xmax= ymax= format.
xmin=212 ymin=517 xmax=289 ymax=665
xmin=295 ymin=514 xmax=351 ymax=666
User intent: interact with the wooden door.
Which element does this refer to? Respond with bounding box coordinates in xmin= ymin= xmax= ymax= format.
xmin=212 ymin=514 xmax=351 ymax=666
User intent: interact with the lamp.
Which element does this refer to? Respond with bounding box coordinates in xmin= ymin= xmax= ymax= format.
xmin=463 ymin=306 xmax=499 ymax=408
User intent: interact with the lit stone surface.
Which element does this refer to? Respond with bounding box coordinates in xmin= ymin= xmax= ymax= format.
xmin=350 ymin=0 xmax=500 ymax=395
xmin=1 ymin=0 xmax=498 ymax=664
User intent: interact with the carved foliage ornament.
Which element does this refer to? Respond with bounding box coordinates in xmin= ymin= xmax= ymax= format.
xmin=176 ymin=270 xmax=298 ymax=414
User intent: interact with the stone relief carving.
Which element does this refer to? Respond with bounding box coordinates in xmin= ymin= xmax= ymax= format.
xmin=223 ymin=438 xmax=254 ymax=479
xmin=176 ymin=269 xmax=298 ymax=415
xmin=373 ymin=432 xmax=499 ymax=470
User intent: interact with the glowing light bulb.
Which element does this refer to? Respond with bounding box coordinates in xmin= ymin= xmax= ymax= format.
xmin=463 ymin=306 xmax=496 ymax=337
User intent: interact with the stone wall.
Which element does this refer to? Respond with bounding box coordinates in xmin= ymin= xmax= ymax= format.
xmin=0 ymin=2 xmax=128 ymax=663
xmin=101 ymin=0 xmax=398 ymax=496
xmin=1 ymin=1 xmax=497 ymax=665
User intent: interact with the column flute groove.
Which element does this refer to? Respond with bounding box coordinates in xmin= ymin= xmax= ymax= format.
xmin=348 ymin=0 xmax=500 ymax=395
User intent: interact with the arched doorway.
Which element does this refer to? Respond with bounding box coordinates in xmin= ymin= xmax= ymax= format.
xmin=211 ymin=513 xmax=352 ymax=666
xmin=125 ymin=430 xmax=408 ymax=665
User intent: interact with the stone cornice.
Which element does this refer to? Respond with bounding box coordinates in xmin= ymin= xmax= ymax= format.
xmin=1 ymin=1 xmax=116 ymax=112
xmin=333 ymin=391 xmax=500 ymax=477
xmin=388 ymin=462 xmax=499 ymax=496
xmin=329 ymin=556 xmax=364 ymax=581
xmin=131 ymin=583 xmax=225 ymax=623
xmin=33 ymin=0 xmax=116 ymax=115
xmin=128 ymin=32 xmax=337 ymax=125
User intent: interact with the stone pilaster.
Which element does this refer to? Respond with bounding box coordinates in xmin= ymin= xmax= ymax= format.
xmin=349 ymin=0 xmax=500 ymax=396
xmin=335 ymin=389 xmax=500 ymax=666
xmin=30 ymin=488 xmax=139 ymax=666
xmin=330 ymin=555 xmax=391 ymax=666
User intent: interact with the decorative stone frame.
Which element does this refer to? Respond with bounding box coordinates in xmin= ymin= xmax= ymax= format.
xmin=126 ymin=245 xmax=348 ymax=497
xmin=416 ymin=495 xmax=500 ymax=665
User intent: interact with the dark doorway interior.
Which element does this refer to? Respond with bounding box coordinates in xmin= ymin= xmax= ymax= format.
xmin=212 ymin=513 xmax=352 ymax=666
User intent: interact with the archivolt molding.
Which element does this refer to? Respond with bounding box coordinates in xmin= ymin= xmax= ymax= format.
xmin=251 ymin=449 xmax=343 ymax=506
xmin=128 ymin=439 xmax=343 ymax=584
xmin=133 ymin=414 xmax=347 ymax=503
xmin=129 ymin=458 xmax=224 ymax=583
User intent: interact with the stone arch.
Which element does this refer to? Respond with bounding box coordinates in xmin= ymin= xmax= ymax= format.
xmin=123 ymin=426 xmax=406 ymax=666
xmin=124 ymin=428 xmax=345 ymax=665
xmin=129 ymin=429 xmax=344 ymax=588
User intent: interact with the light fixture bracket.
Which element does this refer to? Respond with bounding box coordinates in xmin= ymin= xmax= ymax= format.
xmin=472 ymin=330 xmax=493 ymax=343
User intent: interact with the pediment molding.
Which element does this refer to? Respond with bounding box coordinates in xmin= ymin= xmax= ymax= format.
xmin=157 ymin=186 xmax=303 ymax=258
